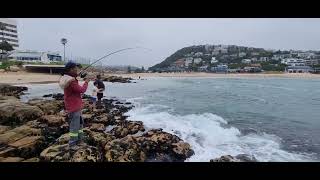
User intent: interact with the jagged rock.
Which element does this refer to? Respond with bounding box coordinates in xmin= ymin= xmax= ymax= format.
xmin=84 ymin=129 xmax=115 ymax=149
xmin=0 ymin=125 xmax=41 ymax=144
xmin=235 ymin=154 xmax=258 ymax=162
xmin=71 ymin=144 xmax=103 ymax=162
xmin=92 ymin=115 xmax=113 ymax=125
xmin=0 ymin=125 xmax=11 ymax=134
xmin=0 ymin=84 xmax=28 ymax=97
xmin=210 ymin=154 xmax=257 ymax=162
xmin=110 ymin=121 xmax=145 ymax=138
xmin=102 ymin=76 xmax=133 ymax=83
xmin=8 ymin=136 xmax=46 ymax=158
xmin=104 ymin=129 xmax=193 ymax=162
xmin=0 ymin=157 xmax=25 ymax=162
xmin=43 ymin=93 xmax=64 ymax=100
xmin=104 ymin=135 xmax=146 ymax=162
xmin=89 ymin=123 xmax=105 ymax=132
xmin=40 ymin=143 xmax=102 ymax=162
xmin=28 ymin=99 xmax=64 ymax=115
xmin=40 ymin=144 xmax=70 ymax=162
xmin=40 ymin=115 xmax=65 ymax=127
xmin=172 ymin=141 xmax=194 ymax=159
xmin=55 ymin=133 xmax=70 ymax=145
xmin=0 ymin=99 xmax=44 ymax=126
xmin=210 ymin=155 xmax=241 ymax=162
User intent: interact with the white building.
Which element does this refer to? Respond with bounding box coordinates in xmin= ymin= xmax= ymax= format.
xmin=239 ymin=52 xmax=246 ymax=57
xmin=211 ymin=57 xmax=218 ymax=64
xmin=8 ymin=50 xmax=62 ymax=63
xmin=194 ymin=52 xmax=203 ymax=57
xmin=259 ymin=57 xmax=269 ymax=62
xmin=281 ymin=58 xmax=306 ymax=66
xmin=242 ymin=59 xmax=252 ymax=64
xmin=193 ymin=58 xmax=202 ymax=64
xmin=0 ymin=18 xmax=19 ymax=48
xmin=185 ymin=57 xmax=193 ymax=67
xmin=297 ymin=52 xmax=315 ymax=59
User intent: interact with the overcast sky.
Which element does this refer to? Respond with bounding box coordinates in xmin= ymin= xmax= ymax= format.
xmin=15 ymin=18 xmax=320 ymax=68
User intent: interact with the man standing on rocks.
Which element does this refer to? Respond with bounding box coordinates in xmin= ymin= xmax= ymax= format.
xmin=59 ymin=61 xmax=90 ymax=148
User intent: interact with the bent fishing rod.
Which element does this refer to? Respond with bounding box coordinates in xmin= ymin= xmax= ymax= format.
xmin=79 ymin=47 xmax=151 ymax=78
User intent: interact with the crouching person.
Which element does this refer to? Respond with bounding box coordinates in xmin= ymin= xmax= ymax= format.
xmin=59 ymin=61 xmax=90 ymax=148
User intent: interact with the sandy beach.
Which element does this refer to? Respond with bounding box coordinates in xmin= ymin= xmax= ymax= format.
xmin=1 ymin=71 xmax=320 ymax=85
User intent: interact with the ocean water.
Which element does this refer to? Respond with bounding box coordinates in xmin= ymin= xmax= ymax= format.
xmin=21 ymin=77 xmax=320 ymax=162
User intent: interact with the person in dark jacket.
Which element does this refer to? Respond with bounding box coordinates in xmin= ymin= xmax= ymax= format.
xmin=59 ymin=61 xmax=90 ymax=147
xmin=94 ymin=74 xmax=105 ymax=105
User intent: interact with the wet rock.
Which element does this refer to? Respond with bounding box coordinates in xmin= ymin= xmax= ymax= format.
xmin=40 ymin=144 xmax=70 ymax=162
xmin=40 ymin=143 xmax=103 ymax=162
xmin=235 ymin=154 xmax=258 ymax=162
xmin=43 ymin=93 xmax=64 ymax=100
xmin=0 ymin=125 xmax=11 ymax=134
xmin=110 ymin=121 xmax=145 ymax=138
xmin=55 ymin=133 xmax=70 ymax=145
xmin=0 ymin=99 xmax=44 ymax=126
xmin=40 ymin=115 xmax=65 ymax=127
xmin=84 ymin=129 xmax=115 ymax=149
xmin=210 ymin=155 xmax=241 ymax=162
xmin=92 ymin=115 xmax=113 ymax=125
xmin=102 ymin=76 xmax=133 ymax=83
xmin=0 ymin=84 xmax=28 ymax=98
xmin=0 ymin=125 xmax=41 ymax=144
xmin=172 ymin=141 xmax=194 ymax=159
xmin=0 ymin=156 xmax=25 ymax=162
xmin=104 ymin=135 xmax=146 ymax=162
xmin=89 ymin=123 xmax=105 ymax=132
xmin=210 ymin=154 xmax=258 ymax=162
xmin=28 ymin=99 xmax=64 ymax=115
xmin=8 ymin=136 xmax=46 ymax=158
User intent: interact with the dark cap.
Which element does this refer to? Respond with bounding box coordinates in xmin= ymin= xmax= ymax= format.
xmin=65 ymin=61 xmax=82 ymax=71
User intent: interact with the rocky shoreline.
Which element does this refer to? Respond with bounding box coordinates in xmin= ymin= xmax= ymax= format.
xmin=0 ymin=84 xmax=194 ymax=162
xmin=0 ymin=84 xmax=257 ymax=162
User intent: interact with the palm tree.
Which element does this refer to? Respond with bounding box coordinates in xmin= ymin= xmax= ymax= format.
xmin=61 ymin=38 xmax=67 ymax=61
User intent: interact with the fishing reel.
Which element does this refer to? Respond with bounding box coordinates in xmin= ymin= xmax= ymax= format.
xmin=79 ymin=72 xmax=88 ymax=78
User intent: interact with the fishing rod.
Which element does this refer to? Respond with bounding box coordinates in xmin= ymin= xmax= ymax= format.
xmin=79 ymin=46 xmax=151 ymax=78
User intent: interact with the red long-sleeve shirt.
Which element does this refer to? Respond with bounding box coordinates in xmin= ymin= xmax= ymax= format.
xmin=63 ymin=79 xmax=88 ymax=113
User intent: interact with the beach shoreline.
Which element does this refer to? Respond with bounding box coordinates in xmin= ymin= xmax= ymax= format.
xmin=1 ymin=71 xmax=320 ymax=85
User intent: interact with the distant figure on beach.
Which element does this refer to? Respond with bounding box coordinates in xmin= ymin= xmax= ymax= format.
xmin=139 ymin=76 xmax=141 ymax=80
xmin=59 ymin=61 xmax=90 ymax=149
xmin=94 ymin=74 xmax=105 ymax=106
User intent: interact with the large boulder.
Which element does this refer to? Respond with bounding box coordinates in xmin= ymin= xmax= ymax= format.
xmin=0 ymin=84 xmax=28 ymax=98
xmin=0 ymin=99 xmax=44 ymax=126
xmin=40 ymin=143 xmax=103 ymax=162
xmin=7 ymin=136 xmax=46 ymax=158
xmin=27 ymin=99 xmax=64 ymax=115
xmin=104 ymin=135 xmax=146 ymax=162
xmin=110 ymin=121 xmax=145 ymax=138
xmin=84 ymin=129 xmax=115 ymax=149
xmin=0 ymin=125 xmax=41 ymax=145
xmin=89 ymin=123 xmax=105 ymax=132
xmin=39 ymin=115 xmax=66 ymax=127
xmin=102 ymin=76 xmax=132 ymax=83
xmin=104 ymin=129 xmax=194 ymax=162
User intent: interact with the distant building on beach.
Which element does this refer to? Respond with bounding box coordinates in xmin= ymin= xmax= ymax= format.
xmin=8 ymin=50 xmax=62 ymax=63
xmin=285 ymin=66 xmax=313 ymax=73
xmin=0 ymin=18 xmax=19 ymax=48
